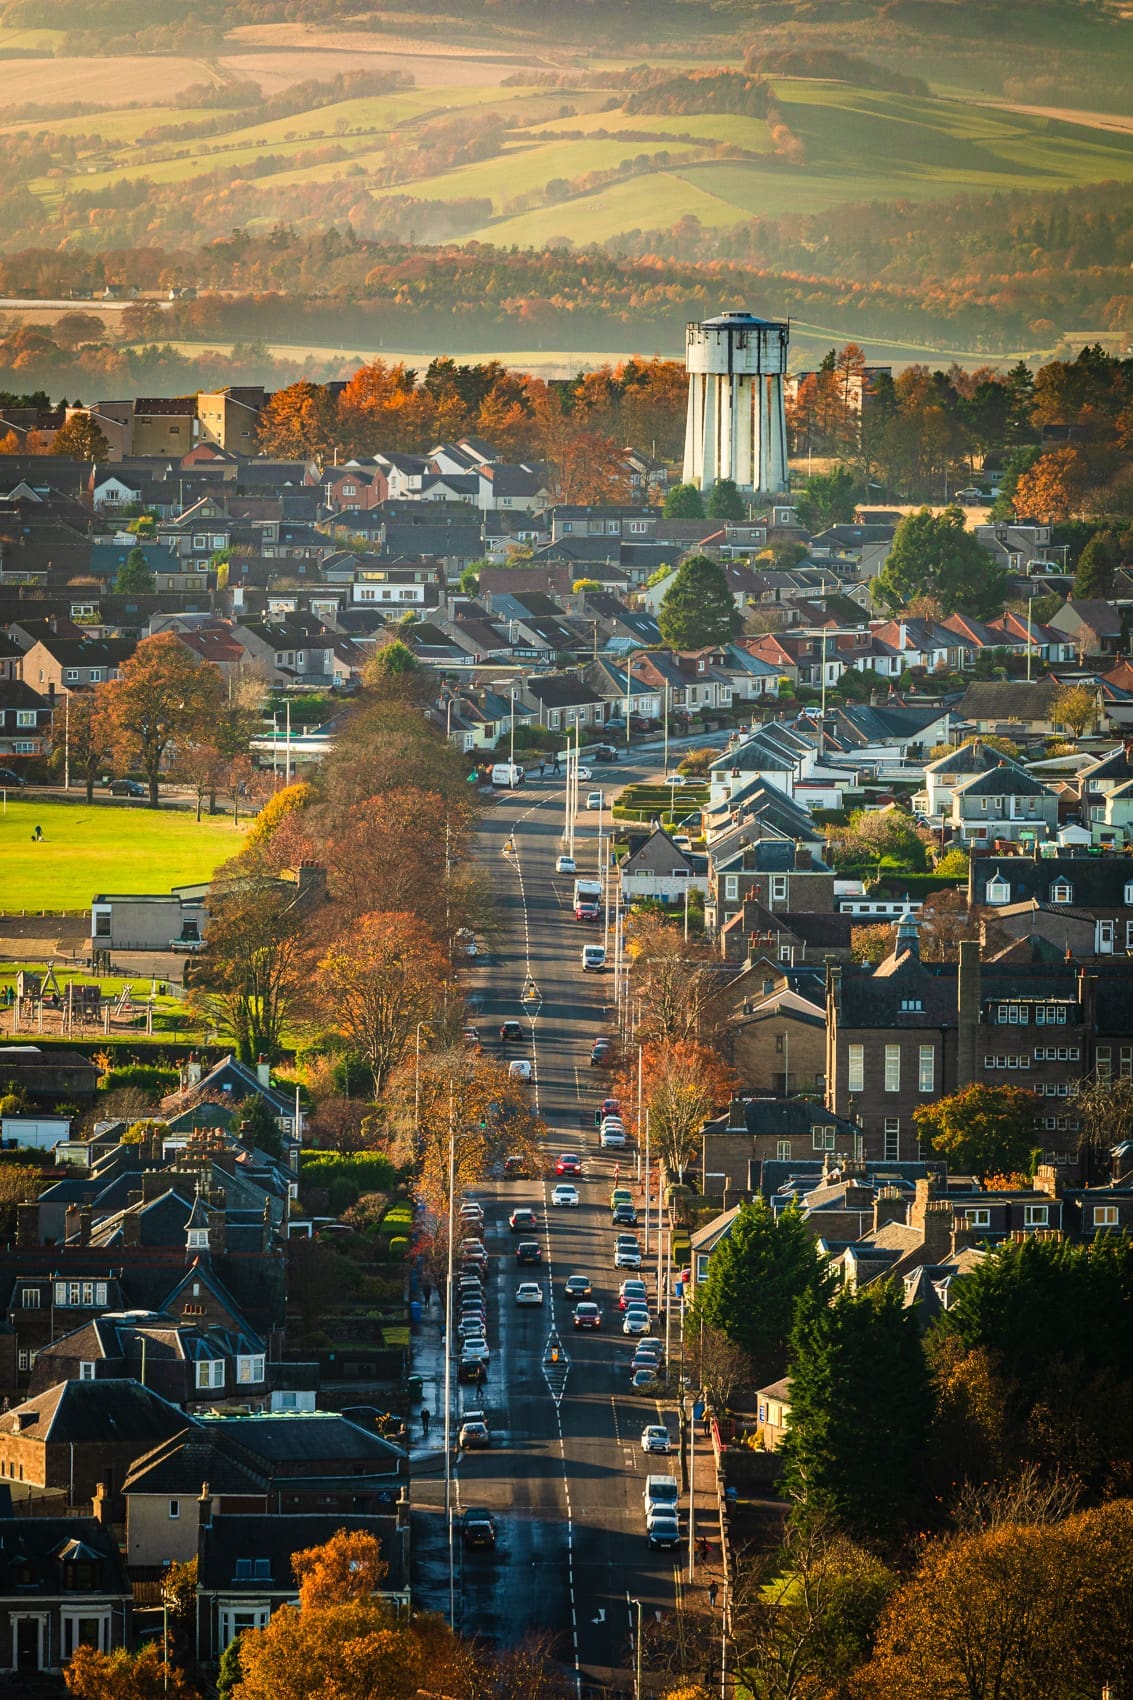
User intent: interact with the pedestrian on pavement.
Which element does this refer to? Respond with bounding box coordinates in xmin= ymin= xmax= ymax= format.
xmin=697 ymin=1536 xmax=709 ymax=1563
xmin=703 ymin=1413 xmax=710 ymax=1438
xmin=708 ymin=1581 xmax=719 ymax=1609
xmin=421 ymin=1407 xmax=431 ymax=1438
xmin=422 ymin=1281 xmax=432 ymax=1308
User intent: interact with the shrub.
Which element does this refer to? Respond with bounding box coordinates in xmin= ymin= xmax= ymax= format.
xmin=100 ymin=1064 xmax=178 ymax=1097
xmin=388 ymin=1235 xmax=409 ymax=1259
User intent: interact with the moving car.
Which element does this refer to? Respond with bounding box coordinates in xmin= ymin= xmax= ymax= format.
xmin=459 ymin=1419 xmax=491 ymax=1450
xmin=623 ymin=1307 xmax=651 ymax=1335
xmin=462 ymin=1025 xmax=481 ymax=1048
xmin=555 ymin=1153 xmax=582 ymax=1176
xmin=610 ymin=1187 xmax=634 ymax=1211
xmin=459 ymin=1201 xmax=484 ymax=1224
xmin=0 ymin=767 xmax=26 ymax=788
xmin=633 ymin=1348 xmax=663 ymax=1375
xmin=499 ymin=1020 xmax=524 ymax=1043
xmin=590 ymin=1039 xmax=613 ymax=1067
xmin=595 ymin=1097 xmax=620 ymax=1124
xmin=592 ymin=744 xmax=620 ymax=761
xmin=631 ymin=1366 xmax=661 ymax=1392
xmin=564 ymin=1274 xmax=592 ymax=1299
xmin=619 ymin=1279 xmax=648 ymax=1310
xmin=585 ymin=790 xmax=604 ymax=809
xmin=612 ymin=1203 xmax=639 ymax=1228
xmin=581 ymin=944 xmax=607 ymax=971
xmin=509 ymin=1207 xmax=538 ymax=1232
xmin=462 ymin=1334 xmax=491 ymax=1365
xmin=648 ymin=1510 xmax=681 ymax=1549
xmin=641 ymin=1425 xmax=672 ymax=1454
xmin=515 ymin=1281 xmax=544 ymax=1306
xmin=515 ymin=1241 xmax=542 ymax=1266
xmin=577 ymin=766 xmax=593 ymax=781
xmin=575 ymin=901 xmax=600 ymax=921
xmin=503 ymin=1155 xmax=528 ymax=1178
xmin=462 ymin=1507 xmax=496 ymax=1549
xmin=599 ymin=1122 xmax=626 ymax=1149
xmin=507 ymin=1058 xmax=533 ymax=1081
xmin=614 ymin=1242 xmax=642 ymax=1268
xmin=458 ymin=1353 xmax=485 ymax=1384
xmin=555 ymin=855 xmax=577 ymax=874
xmin=573 ymin=1302 xmax=602 ymax=1331
xmin=552 ymin=1183 xmax=580 ymax=1207
xmin=663 ymin=773 xmax=687 ymax=786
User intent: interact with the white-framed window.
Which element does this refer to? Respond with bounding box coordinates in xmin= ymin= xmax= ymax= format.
xmin=965 ymin=1207 xmax=991 ymax=1227
xmin=1050 ymin=882 xmax=1073 ymax=903
xmin=20 ymin=1288 xmax=39 ymax=1309
xmin=847 ymin=1044 xmax=864 ymax=1094
xmin=1094 ymin=1205 xmax=1119 ymax=1227
xmin=918 ymin=1045 xmax=935 ymax=1094
xmin=13 ymin=742 xmax=36 ymax=753
xmin=776 ymin=1139 xmax=791 ymax=1161
xmin=187 ymin=1226 xmax=210 ymax=1250
xmin=79 ymin=1361 xmax=96 ymax=1381
xmin=15 ymin=710 xmax=35 ymax=727
xmin=899 ymin=998 xmax=924 ymax=1013
xmin=1024 ymin=1204 xmax=1049 ymax=1228
xmin=1097 ymin=1046 xmax=1112 ymax=1082
xmin=18 ymin=1349 xmax=36 ymax=1372
xmin=884 ymin=1045 xmax=901 ymax=1093
xmin=883 ymin=1118 xmax=900 ymax=1160
xmin=65 ymin=669 xmax=79 ymax=683
xmin=62 ymin=1613 xmax=110 ymax=1658
xmin=218 ymin=1605 xmax=271 ymax=1646
xmin=724 ymin=875 xmax=738 ymax=901
xmin=195 ymin=1359 xmax=225 ymax=1391
xmin=812 ymin=1126 xmax=836 ymax=1152
xmin=88 ymin=670 xmax=102 ymax=684
xmin=236 ymin=1354 xmax=265 ymax=1384
xmin=169 ymin=1500 xmax=180 ymax=1519
xmin=1125 ymin=882 xmax=1133 ymax=905
xmin=770 ymin=875 xmax=787 ymax=902
xmin=1035 ymin=1005 xmax=1068 ymax=1025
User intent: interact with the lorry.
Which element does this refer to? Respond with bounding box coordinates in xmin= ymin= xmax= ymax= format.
xmin=490 ymin=762 xmax=525 ymax=787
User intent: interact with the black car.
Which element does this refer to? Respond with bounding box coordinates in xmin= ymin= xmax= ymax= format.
xmin=499 ymin=1020 xmax=524 ymax=1043
xmin=108 ymin=778 xmax=146 ymax=797
xmin=462 ymin=1507 xmax=496 ymax=1549
xmin=0 ymin=767 xmax=26 ymax=788
xmin=612 ymin=1203 xmax=639 ymax=1227
xmin=592 ymin=744 xmax=620 ymax=761
xmin=515 ymin=1241 xmax=542 ymax=1266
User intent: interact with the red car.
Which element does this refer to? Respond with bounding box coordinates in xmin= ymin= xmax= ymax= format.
xmin=575 ymin=902 xmax=600 ymax=921
xmin=573 ymin=1303 xmax=602 ymax=1330
xmin=555 ymin=1153 xmax=582 ymax=1176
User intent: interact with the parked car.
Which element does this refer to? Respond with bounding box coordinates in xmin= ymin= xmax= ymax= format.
xmin=619 ymin=1280 xmax=648 ymax=1310
xmin=462 ymin=1507 xmax=496 ymax=1548
xmin=648 ymin=1511 xmax=681 ymax=1549
xmin=612 ymin=1204 xmax=639 ymax=1229
xmin=458 ymin=1353 xmax=485 ymax=1384
xmin=0 ymin=767 xmax=26 ymax=788
xmin=573 ymin=1302 xmax=602 ymax=1330
xmin=590 ymin=1039 xmax=613 ymax=1067
xmin=615 ymin=1242 xmax=642 ymax=1268
xmin=631 ymin=1366 xmax=661 ymax=1392
xmin=595 ymin=1097 xmax=621 ymax=1124
xmin=585 ymin=790 xmax=604 ymax=809
xmin=108 ymin=778 xmax=146 ymax=797
xmin=503 ymin=1155 xmax=528 ymax=1178
xmin=623 ymin=1307 xmax=651 ymax=1336
xmin=663 ymin=773 xmax=687 ymax=787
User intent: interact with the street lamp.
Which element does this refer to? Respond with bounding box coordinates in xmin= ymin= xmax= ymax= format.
xmin=630 ymin=1596 xmax=643 ymax=1700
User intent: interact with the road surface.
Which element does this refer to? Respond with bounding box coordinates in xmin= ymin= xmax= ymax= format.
xmin=411 ymin=756 xmax=705 ymax=1692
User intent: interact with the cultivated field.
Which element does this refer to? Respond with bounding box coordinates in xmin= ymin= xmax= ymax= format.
xmin=0 ymin=799 xmax=247 ymax=912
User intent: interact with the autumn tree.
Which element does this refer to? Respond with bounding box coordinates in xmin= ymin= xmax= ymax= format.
xmin=52 ymin=688 xmax=114 ymax=803
xmin=1013 ymin=445 xmax=1091 ymax=523
xmin=1052 ymin=681 xmax=1098 ymax=736
xmin=876 ymin=506 xmax=1007 ymax=617
xmin=190 ymin=863 xmax=311 ymax=1063
xmin=64 ymin=1643 xmax=195 ymax=1700
xmin=337 ymin=359 xmax=428 ymax=455
xmin=850 ymin=922 xmax=892 ymax=965
xmin=914 ymin=1083 xmax=1038 ymax=1178
xmin=313 ymin=912 xmax=452 ymax=1096
xmin=830 ymin=806 xmax=928 ymax=874
xmin=51 ymin=413 xmax=110 ymax=460
xmin=659 ymin=553 xmax=742 ymax=649
xmin=624 ymin=908 xmax=715 ymax=1042
xmin=256 ymin=379 xmax=339 ymax=461
xmin=99 ymin=631 xmax=223 ymax=806
xmin=615 ymin=1040 xmax=738 ymax=1182
xmin=691 ymin=1197 xmax=833 ymax=1382
xmin=385 ymin=1046 xmax=546 ymax=1210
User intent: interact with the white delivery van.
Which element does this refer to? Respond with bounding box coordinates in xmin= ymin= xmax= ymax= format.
xmin=582 ymin=944 xmax=607 ymax=972
xmin=491 ymin=763 xmax=525 ymax=787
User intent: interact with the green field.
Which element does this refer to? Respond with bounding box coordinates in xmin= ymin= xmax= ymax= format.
xmin=0 ymin=799 xmax=247 ymax=911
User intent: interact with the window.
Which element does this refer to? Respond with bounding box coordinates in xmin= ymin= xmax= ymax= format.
xmin=724 ymin=875 xmax=738 ymax=901
xmin=169 ymin=1500 xmax=180 ymax=1520
xmin=883 ymin=1119 xmax=900 ymax=1160
xmin=13 ymin=742 xmax=35 ymax=754
xmin=847 ymin=1044 xmax=864 ymax=1094
xmin=1035 ymin=1005 xmax=1068 ymax=1025
xmin=965 ymin=1207 xmax=991 ymax=1228
xmin=237 ymin=1354 xmax=265 ymax=1384
xmin=1097 ymin=1046 xmax=1112 ymax=1082
xmin=195 ymin=1359 xmax=225 ymax=1390
xmin=1125 ymin=882 xmax=1133 ymax=906
xmin=220 ymin=1606 xmax=271 ymax=1646
xmin=900 ymin=998 xmax=923 ymax=1013
xmin=94 ymin=912 xmax=110 ymax=938
xmin=770 ymin=875 xmax=787 ymax=902
xmin=1050 ymin=882 xmax=1073 ymax=903
xmin=65 ymin=669 xmax=79 ymax=683
xmin=88 ymin=670 xmax=102 ymax=684
xmin=62 ymin=1615 xmax=110 ymax=1658
xmin=20 ymin=1288 xmax=39 ymax=1309
xmin=1024 ymin=1204 xmax=1049 ymax=1228
xmin=187 ymin=1226 xmax=210 ymax=1250
xmin=18 ymin=1349 xmax=36 ymax=1372
xmin=79 ymin=1362 xmax=95 ymax=1381
xmin=1122 ymin=1047 xmax=1133 ymax=1081
xmin=15 ymin=710 xmax=35 ymax=727
xmin=776 ymin=1139 xmax=791 ymax=1161
xmin=812 ymin=1126 xmax=836 ymax=1152
xmin=918 ymin=1045 xmax=935 ymax=1094
xmin=884 ymin=1045 xmax=901 ymax=1093
xmin=1094 ymin=1205 xmax=1119 ymax=1228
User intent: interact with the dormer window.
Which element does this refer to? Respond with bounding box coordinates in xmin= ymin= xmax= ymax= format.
xmin=1050 ymin=882 xmax=1073 ymax=903
xmin=986 ymin=877 xmax=1010 ymax=905
xmin=187 ymin=1227 xmax=210 ymax=1250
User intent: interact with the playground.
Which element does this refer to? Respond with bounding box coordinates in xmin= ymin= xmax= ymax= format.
xmin=0 ymin=798 xmax=247 ymax=912
xmin=0 ymin=963 xmax=197 ymax=1041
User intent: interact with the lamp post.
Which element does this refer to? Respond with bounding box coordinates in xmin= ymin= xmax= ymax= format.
xmin=630 ymin=1596 xmax=643 ymax=1700
xmin=442 ymin=1087 xmax=456 ymax=1627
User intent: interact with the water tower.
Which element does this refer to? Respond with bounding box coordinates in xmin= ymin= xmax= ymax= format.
xmin=682 ymin=310 xmax=790 ymax=496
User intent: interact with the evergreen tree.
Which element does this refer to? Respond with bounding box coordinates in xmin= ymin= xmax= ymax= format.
xmin=658 ymin=552 xmax=741 ymax=649
xmin=237 ymin=1092 xmax=284 ymax=1157
xmin=691 ymin=1198 xmax=833 ymax=1381
xmin=706 ymin=476 xmax=746 ymax=520
xmin=875 ymin=506 xmax=1006 ymax=617
xmin=797 ymin=465 xmax=858 ymax=533
xmin=783 ymin=1283 xmax=932 ymax=1542
xmin=114 ymin=545 xmax=155 ymax=594
xmin=1073 ymin=531 xmax=1118 ymax=598
xmin=663 ymin=481 xmax=705 ymax=519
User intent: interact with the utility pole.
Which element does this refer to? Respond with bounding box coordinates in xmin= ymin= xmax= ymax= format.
xmin=443 ymin=1088 xmax=456 ymax=1628
xmin=63 ymin=692 xmax=70 ymax=793
xmin=1026 ymin=587 xmax=1036 ymax=682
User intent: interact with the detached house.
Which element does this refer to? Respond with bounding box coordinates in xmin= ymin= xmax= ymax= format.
xmin=947 ymin=765 xmax=1058 ymax=845
xmin=619 ymin=828 xmax=706 ymax=906
xmin=0 ymin=680 xmax=52 ymax=760
xmin=1048 ymin=598 xmax=1123 ymax=659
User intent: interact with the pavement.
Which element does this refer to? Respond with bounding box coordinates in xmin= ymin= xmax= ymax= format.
xmin=409 ymin=748 xmax=729 ymax=1693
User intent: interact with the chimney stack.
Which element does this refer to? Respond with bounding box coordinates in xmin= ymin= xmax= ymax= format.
xmin=872 ymin=1185 xmax=907 ymax=1234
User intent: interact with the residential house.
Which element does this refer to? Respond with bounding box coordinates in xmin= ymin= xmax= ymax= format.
xmin=957 ymin=677 xmax=1079 ymax=736
xmin=27 ymin=1306 xmax=270 ymax=1412
xmin=947 ymin=764 xmax=1058 ymax=846
xmin=618 ymin=828 xmax=706 ymax=907
xmin=0 ymin=1380 xmax=189 ymax=1515
xmin=706 ymin=835 xmax=835 ymax=936
xmin=1048 ymin=598 xmax=1124 ymax=659
xmin=755 ymin=1378 xmax=792 ymax=1451
xmin=0 ymin=1047 xmax=100 ymax=1107
xmin=0 ymin=1513 xmax=131 ymax=1677
xmin=914 ymin=738 xmax=1028 ymax=825
xmin=517 ymin=674 xmax=606 ymax=734
xmin=477 ymin=463 xmax=549 ymax=512
xmin=973 ymin=851 xmax=1133 ymax=959
xmin=19 ymin=635 xmax=135 ymax=696
xmin=700 ymin=1098 xmax=861 ymax=1195
xmin=0 ymin=680 xmax=52 ymax=760
xmin=717 ymin=983 xmax=828 ymax=1095
xmin=974 ymin=522 xmax=1053 ymax=572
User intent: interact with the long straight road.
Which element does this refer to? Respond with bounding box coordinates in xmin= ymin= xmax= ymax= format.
xmin=411 ymin=756 xmax=703 ymax=1691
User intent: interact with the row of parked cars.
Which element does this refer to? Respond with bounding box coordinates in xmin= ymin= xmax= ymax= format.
xmin=456 ymin=1197 xmax=493 ymax=1387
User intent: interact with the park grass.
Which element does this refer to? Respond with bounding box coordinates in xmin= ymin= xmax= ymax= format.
xmin=0 ymin=799 xmax=247 ymax=912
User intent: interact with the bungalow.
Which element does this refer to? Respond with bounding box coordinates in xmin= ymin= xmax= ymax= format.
xmin=755 ymin=1378 xmax=792 ymax=1452
xmin=619 ymin=828 xmax=706 ymax=906
xmin=517 ymin=675 xmax=606 ymax=734
xmin=1048 ymin=598 xmax=1124 ymax=659
xmin=957 ymin=677 xmax=1076 ymax=736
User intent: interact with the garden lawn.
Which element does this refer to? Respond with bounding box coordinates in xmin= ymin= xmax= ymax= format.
xmin=0 ymin=799 xmax=247 ymax=911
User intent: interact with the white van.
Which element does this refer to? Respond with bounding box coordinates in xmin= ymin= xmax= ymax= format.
xmin=582 ymin=944 xmax=607 ymax=972
xmin=491 ymin=762 xmax=525 ymax=787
